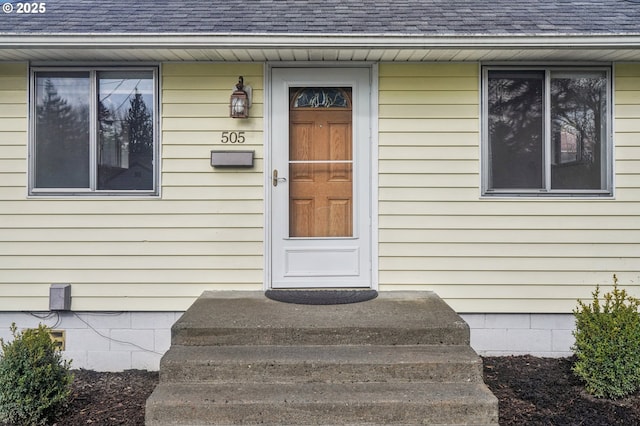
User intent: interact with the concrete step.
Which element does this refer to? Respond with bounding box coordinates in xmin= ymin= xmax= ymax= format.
xmin=159 ymin=344 xmax=485 ymax=384
xmin=146 ymin=291 xmax=498 ymax=425
xmin=171 ymin=291 xmax=470 ymax=346
xmin=145 ymin=382 xmax=499 ymax=425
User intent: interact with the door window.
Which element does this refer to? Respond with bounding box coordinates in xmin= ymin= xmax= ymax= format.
xmin=289 ymin=88 xmax=353 ymax=237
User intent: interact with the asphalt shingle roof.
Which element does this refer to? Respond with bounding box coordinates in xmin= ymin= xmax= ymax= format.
xmin=1 ymin=0 xmax=639 ymax=36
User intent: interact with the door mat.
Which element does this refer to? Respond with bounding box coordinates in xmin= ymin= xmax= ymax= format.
xmin=265 ymin=289 xmax=378 ymax=305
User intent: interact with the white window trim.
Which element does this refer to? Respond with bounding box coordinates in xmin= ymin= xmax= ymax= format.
xmin=28 ymin=66 xmax=160 ymax=197
xmin=481 ymin=65 xmax=613 ymax=198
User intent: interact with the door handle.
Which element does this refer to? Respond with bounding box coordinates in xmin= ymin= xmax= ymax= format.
xmin=272 ymin=169 xmax=287 ymax=187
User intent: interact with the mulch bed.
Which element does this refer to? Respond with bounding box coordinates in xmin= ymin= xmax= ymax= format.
xmin=483 ymin=355 xmax=640 ymax=425
xmin=53 ymin=356 xmax=640 ymax=425
xmin=54 ymin=370 xmax=158 ymax=426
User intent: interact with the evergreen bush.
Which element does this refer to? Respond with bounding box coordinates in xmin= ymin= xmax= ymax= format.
xmin=572 ymin=275 xmax=640 ymax=398
xmin=0 ymin=323 xmax=72 ymax=425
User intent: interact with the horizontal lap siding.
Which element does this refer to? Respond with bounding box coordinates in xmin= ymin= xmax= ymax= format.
xmin=378 ymin=63 xmax=640 ymax=313
xmin=4 ymin=60 xmax=639 ymax=313
xmin=0 ymin=64 xmax=26 ymax=200
xmin=161 ymin=63 xmax=265 ymax=309
xmin=0 ymin=63 xmax=34 ymax=308
xmin=0 ymin=63 xmax=264 ymax=311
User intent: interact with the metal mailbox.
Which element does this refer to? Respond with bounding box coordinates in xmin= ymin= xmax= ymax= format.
xmin=211 ymin=150 xmax=254 ymax=168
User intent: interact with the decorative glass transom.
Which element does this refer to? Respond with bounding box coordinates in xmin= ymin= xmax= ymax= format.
xmin=291 ymin=87 xmax=351 ymax=109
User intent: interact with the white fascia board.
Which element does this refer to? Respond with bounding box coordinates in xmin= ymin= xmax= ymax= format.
xmin=2 ymin=33 xmax=640 ymax=50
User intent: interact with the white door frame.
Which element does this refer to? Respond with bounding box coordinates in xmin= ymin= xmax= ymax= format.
xmin=264 ymin=63 xmax=379 ymax=290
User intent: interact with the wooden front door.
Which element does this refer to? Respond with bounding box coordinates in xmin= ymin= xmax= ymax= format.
xmin=270 ymin=68 xmax=372 ymax=289
xmin=289 ymin=99 xmax=353 ymax=238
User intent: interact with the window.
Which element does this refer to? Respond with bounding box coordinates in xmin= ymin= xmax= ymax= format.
xmin=30 ymin=68 xmax=158 ymax=195
xmin=483 ymin=67 xmax=611 ymax=196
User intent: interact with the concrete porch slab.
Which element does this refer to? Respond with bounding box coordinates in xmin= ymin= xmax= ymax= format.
xmin=171 ymin=291 xmax=470 ymax=346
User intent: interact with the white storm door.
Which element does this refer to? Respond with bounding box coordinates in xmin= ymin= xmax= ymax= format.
xmin=270 ymin=68 xmax=371 ymax=289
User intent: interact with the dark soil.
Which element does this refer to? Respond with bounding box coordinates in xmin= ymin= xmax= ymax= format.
xmin=54 ymin=356 xmax=640 ymax=425
xmin=54 ymin=370 xmax=158 ymax=426
xmin=483 ymin=356 xmax=640 ymax=426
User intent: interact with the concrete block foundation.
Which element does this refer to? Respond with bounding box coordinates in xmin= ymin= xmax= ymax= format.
xmin=0 ymin=311 xmax=575 ymax=371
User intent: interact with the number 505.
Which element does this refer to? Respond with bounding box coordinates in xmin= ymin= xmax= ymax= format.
xmin=221 ymin=131 xmax=245 ymax=143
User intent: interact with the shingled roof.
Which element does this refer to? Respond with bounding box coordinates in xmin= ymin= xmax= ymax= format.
xmin=1 ymin=0 xmax=639 ymax=36
xmin=1 ymin=0 xmax=640 ymax=62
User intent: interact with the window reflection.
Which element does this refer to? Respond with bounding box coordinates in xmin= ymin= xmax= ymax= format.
xmin=486 ymin=68 xmax=609 ymax=194
xmin=98 ymin=71 xmax=154 ymax=190
xmin=487 ymin=71 xmax=544 ymax=189
xmin=35 ymin=73 xmax=90 ymax=188
xmin=551 ymin=72 xmax=607 ymax=190
xmin=32 ymin=69 xmax=156 ymax=194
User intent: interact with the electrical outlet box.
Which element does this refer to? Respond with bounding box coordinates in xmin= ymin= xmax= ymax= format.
xmin=49 ymin=283 xmax=71 ymax=311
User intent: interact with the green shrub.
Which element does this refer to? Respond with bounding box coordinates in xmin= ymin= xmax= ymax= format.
xmin=572 ymin=275 xmax=640 ymax=398
xmin=0 ymin=323 xmax=72 ymax=425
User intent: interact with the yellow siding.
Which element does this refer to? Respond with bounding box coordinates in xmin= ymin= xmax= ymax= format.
xmin=0 ymin=63 xmax=264 ymax=311
xmin=378 ymin=62 xmax=640 ymax=313
xmin=3 ymin=60 xmax=640 ymax=314
xmin=0 ymin=63 xmax=27 ymax=203
xmin=0 ymin=64 xmax=30 ymax=308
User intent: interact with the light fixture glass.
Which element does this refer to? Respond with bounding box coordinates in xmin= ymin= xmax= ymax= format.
xmin=230 ymin=76 xmax=249 ymax=118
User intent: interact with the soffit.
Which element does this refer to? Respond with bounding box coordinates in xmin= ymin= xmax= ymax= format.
xmin=2 ymin=35 xmax=640 ymax=63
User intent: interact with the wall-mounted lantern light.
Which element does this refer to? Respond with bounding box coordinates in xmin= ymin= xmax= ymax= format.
xmin=230 ymin=76 xmax=252 ymax=119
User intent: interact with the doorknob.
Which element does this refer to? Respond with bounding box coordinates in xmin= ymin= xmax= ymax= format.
xmin=272 ymin=169 xmax=287 ymax=187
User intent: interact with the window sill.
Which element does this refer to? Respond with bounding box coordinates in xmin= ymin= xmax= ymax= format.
xmin=28 ymin=191 xmax=160 ymax=199
xmin=481 ymin=191 xmax=614 ymax=199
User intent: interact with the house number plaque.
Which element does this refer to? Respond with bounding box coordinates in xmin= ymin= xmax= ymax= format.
xmin=220 ymin=131 xmax=245 ymax=144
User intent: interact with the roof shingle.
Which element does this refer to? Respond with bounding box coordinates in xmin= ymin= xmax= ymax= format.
xmin=1 ymin=0 xmax=639 ymax=36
